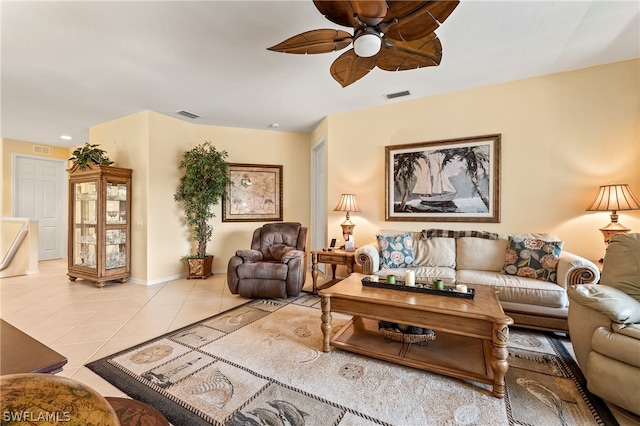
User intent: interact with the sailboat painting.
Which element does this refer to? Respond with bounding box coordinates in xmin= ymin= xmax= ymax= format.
xmin=412 ymin=154 xmax=458 ymax=203
xmin=385 ymin=135 xmax=501 ymax=222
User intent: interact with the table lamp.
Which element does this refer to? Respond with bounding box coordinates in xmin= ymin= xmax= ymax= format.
xmin=334 ymin=193 xmax=361 ymax=244
xmin=586 ymin=183 xmax=640 ymax=245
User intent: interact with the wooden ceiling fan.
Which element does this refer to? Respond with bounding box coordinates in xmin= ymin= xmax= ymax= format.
xmin=267 ymin=1 xmax=460 ymax=87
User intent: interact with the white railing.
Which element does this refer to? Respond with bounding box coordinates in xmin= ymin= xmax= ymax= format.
xmin=0 ymin=224 xmax=28 ymax=271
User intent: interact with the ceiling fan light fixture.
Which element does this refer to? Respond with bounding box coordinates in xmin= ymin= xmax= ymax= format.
xmin=266 ymin=0 xmax=460 ymax=87
xmin=353 ymin=30 xmax=381 ymax=58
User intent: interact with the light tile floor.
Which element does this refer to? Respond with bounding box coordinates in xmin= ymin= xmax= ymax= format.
xmin=2 ymin=259 xmax=637 ymax=425
xmin=1 ymin=259 xmax=314 ymax=397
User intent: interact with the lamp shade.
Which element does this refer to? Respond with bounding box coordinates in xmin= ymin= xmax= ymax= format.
xmin=334 ymin=194 xmax=361 ymax=213
xmin=586 ymin=184 xmax=640 ymax=212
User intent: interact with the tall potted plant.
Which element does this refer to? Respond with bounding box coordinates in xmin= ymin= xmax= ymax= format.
xmin=174 ymin=141 xmax=231 ymax=278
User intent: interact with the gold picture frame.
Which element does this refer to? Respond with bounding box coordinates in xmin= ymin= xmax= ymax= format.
xmin=222 ymin=163 xmax=283 ymax=222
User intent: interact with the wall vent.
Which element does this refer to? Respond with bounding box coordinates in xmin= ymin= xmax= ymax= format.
xmin=177 ymin=110 xmax=200 ymax=119
xmin=33 ymin=145 xmax=51 ymax=155
xmin=384 ymin=90 xmax=411 ymax=100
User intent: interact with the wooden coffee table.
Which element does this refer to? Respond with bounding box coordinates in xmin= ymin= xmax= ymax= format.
xmin=318 ymin=273 xmax=514 ymax=398
xmin=0 ymin=319 xmax=67 ymax=374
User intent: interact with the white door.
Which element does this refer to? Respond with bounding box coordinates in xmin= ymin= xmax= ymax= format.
xmin=311 ymin=139 xmax=327 ymax=252
xmin=13 ymin=155 xmax=66 ymax=260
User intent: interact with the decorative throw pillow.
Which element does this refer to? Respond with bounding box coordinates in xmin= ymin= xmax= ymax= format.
xmin=377 ymin=233 xmax=415 ymax=269
xmin=503 ymin=236 xmax=564 ymax=282
xmin=413 ymin=237 xmax=456 ymax=268
xmin=421 ymin=229 xmax=499 ymax=240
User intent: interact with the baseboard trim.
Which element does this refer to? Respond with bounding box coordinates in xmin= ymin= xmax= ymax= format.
xmin=129 ymin=268 xmax=227 ymax=286
xmin=129 ymin=273 xmax=187 ymax=286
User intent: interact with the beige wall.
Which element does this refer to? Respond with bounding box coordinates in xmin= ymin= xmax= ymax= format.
xmin=322 ymin=59 xmax=640 ymax=264
xmin=147 ymin=112 xmax=194 ymax=282
xmin=91 ymin=111 xmax=310 ymax=283
xmin=192 ymin=124 xmax=311 ymax=271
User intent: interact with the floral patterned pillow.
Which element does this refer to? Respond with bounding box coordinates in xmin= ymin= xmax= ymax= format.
xmin=377 ymin=233 xmax=415 ymax=269
xmin=503 ymin=236 xmax=564 ymax=282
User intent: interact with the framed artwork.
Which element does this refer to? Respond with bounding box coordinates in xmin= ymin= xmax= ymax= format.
xmin=222 ymin=163 xmax=283 ymax=222
xmin=385 ymin=134 xmax=501 ymax=222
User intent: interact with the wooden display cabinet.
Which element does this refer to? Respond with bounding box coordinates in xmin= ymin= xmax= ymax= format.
xmin=67 ymin=163 xmax=132 ymax=287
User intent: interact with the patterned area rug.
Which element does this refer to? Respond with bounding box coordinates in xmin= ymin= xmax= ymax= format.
xmin=87 ymin=294 xmax=617 ymax=426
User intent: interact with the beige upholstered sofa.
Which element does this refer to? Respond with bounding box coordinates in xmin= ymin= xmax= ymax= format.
xmin=356 ymin=229 xmax=600 ymax=333
xmin=568 ymin=233 xmax=640 ymax=418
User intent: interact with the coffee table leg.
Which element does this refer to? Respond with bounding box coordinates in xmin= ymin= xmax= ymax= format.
xmin=491 ymin=324 xmax=510 ymax=398
xmin=321 ymin=296 xmax=332 ymax=352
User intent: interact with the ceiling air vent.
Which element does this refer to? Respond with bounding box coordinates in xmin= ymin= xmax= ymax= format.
xmin=177 ymin=110 xmax=200 ymax=119
xmin=33 ymin=145 xmax=50 ymax=155
xmin=384 ymin=90 xmax=411 ymax=100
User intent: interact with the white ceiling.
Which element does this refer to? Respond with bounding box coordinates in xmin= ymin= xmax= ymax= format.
xmin=2 ymin=1 xmax=639 ymax=148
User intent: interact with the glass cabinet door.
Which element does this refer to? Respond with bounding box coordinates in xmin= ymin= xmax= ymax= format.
xmin=106 ymin=181 xmax=127 ymax=270
xmin=106 ymin=230 xmax=126 ymax=269
xmin=72 ymin=182 xmax=98 ymax=269
xmin=106 ymin=182 xmax=127 ymax=224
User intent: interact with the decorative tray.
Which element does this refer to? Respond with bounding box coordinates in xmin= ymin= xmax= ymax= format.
xmin=361 ymin=277 xmax=475 ymax=300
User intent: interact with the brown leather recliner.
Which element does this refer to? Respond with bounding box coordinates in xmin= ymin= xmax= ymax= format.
xmin=227 ymin=222 xmax=308 ymax=298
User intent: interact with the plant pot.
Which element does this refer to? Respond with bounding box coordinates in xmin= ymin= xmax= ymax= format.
xmin=186 ymin=256 xmax=214 ymax=279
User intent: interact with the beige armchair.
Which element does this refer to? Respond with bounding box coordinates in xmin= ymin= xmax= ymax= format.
xmin=568 ymin=233 xmax=640 ymax=417
xmin=227 ymin=222 xmax=308 ymax=298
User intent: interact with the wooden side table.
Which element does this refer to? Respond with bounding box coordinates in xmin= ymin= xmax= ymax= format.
xmin=311 ymin=249 xmax=356 ymax=294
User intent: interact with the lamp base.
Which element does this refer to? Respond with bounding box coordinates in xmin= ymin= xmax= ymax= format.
xmin=340 ymin=221 xmax=355 ymax=245
xmin=599 ymin=221 xmax=631 ymax=245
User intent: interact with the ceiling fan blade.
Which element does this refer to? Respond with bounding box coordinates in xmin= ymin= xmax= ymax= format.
xmin=314 ymin=1 xmax=388 ymax=29
xmin=351 ymin=1 xmax=388 ymax=26
xmin=383 ymin=1 xmax=429 ymax=21
xmin=376 ymin=34 xmax=442 ymax=71
xmin=330 ymin=49 xmax=378 ymax=87
xmin=267 ymin=29 xmax=353 ymax=54
xmin=383 ymin=1 xmax=459 ymax=42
